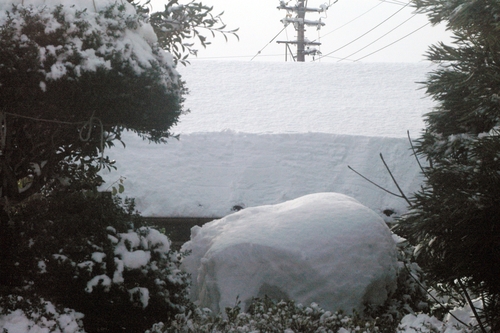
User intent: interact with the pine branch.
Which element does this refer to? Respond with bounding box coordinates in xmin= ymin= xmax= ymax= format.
xmin=457 ymin=279 xmax=488 ymax=333
xmin=403 ymin=262 xmax=471 ymax=328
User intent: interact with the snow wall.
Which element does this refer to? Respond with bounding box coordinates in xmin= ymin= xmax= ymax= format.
xmin=101 ymin=131 xmax=424 ymax=218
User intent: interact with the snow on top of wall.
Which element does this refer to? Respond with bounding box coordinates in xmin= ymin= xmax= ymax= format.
xmin=173 ymin=61 xmax=435 ymax=138
xmin=101 ymin=131 xmax=424 ymax=218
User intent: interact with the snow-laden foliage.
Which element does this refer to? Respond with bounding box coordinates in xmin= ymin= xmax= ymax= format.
xmin=395 ymin=0 xmax=500 ymax=331
xmin=0 ymin=297 xmax=85 ymax=333
xmin=146 ymin=298 xmax=380 ymax=333
xmin=143 ymin=237 xmax=477 ymax=333
xmin=0 ymin=192 xmax=191 ymax=332
xmin=0 ymin=0 xmax=184 ymax=202
xmin=145 ymin=297 xmax=473 ymax=333
xmin=363 ymin=235 xmax=430 ymax=331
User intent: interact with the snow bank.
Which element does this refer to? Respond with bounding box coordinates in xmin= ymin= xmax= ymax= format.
xmin=101 ymin=131 xmax=423 ymax=218
xmin=181 ymin=192 xmax=398 ymax=314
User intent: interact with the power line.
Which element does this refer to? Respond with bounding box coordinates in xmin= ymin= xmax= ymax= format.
xmin=251 ymin=26 xmax=288 ymax=61
xmin=353 ymin=21 xmax=431 ymax=61
xmin=379 ymin=0 xmax=408 ymax=5
xmin=189 ymin=54 xmax=284 ymax=60
xmin=337 ymin=13 xmax=417 ymax=62
xmin=315 ymin=0 xmax=411 ymax=61
xmin=321 ymin=54 xmax=356 ymax=61
xmin=310 ymin=1 xmax=383 ymax=44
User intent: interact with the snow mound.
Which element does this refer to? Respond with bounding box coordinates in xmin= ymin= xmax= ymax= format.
xmin=181 ymin=192 xmax=398 ymax=314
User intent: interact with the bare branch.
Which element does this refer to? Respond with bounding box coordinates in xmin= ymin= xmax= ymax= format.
xmin=347 ymin=165 xmax=403 ymax=198
xmin=379 ymin=153 xmax=412 ymax=207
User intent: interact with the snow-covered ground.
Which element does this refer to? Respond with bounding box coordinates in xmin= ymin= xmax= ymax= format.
xmin=101 ymin=61 xmax=433 ymax=218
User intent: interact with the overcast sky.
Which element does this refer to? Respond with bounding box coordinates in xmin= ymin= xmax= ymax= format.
xmin=151 ymin=0 xmax=452 ymax=63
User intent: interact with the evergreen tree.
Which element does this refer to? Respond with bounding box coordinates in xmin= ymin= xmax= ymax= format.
xmin=395 ymin=0 xmax=500 ymax=330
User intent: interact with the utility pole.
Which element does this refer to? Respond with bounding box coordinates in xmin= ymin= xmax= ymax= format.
xmin=276 ymin=0 xmax=328 ymax=62
xmin=296 ymin=0 xmax=306 ymax=62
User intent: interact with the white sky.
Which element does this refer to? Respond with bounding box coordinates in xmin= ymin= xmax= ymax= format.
xmin=151 ymin=0 xmax=452 ymax=63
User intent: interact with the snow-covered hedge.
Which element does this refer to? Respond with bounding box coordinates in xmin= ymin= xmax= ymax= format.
xmin=0 ymin=0 xmax=182 ymax=127
xmin=182 ymin=193 xmax=400 ymax=315
xmin=0 ymin=297 xmax=85 ymax=333
xmin=0 ymin=193 xmax=191 ymax=333
xmin=145 ymin=297 xmax=474 ymax=333
xmin=146 ymin=298 xmax=380 ymax=333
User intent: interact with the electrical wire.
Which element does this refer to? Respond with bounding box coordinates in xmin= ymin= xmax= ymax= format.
xmin=379 ymin=0 xmax=408 ymax=5
xmin=310 ymin=1 xmax=383 ymax=44
xmin=353 ymin=21 xmax=431 ymax=61
xmin=189 ymin=54 xmax=284 ymax=60
xmin=251 ymin=26 xmax=288 ymax=61
xmin=337 ymin=13 xmax=417 ymax=62
xmin=315 ymin=0 xmax=411 ymax=61
xmin=320 ymin=54 xmax=356 ymax=61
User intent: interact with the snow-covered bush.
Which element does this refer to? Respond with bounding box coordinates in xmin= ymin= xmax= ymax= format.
xmin=145 ymin=293 xmax=475 ymax=333
xmin=146 ymin=297 xmax=380 ymax=333
xmin=0 ymin=0 xmax=184 ymax=204
xmin=363 ymin=235 xmax=430 ymax=331
xmin=0 ymin=191 xmax=191 ymax=332
xmin=0 ymin=297 xmax=85 ymax=333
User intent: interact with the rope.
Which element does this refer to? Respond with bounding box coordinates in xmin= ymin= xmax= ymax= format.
xmin=4 ymin=112 xmax=85 ymax=125
xmin=4 ymin=111 xmax=106 ymax=170
xmin=0 ymin=112 xmax=6 ymax=156
xmin=79 ymin=110 xmax=105 ymax=170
